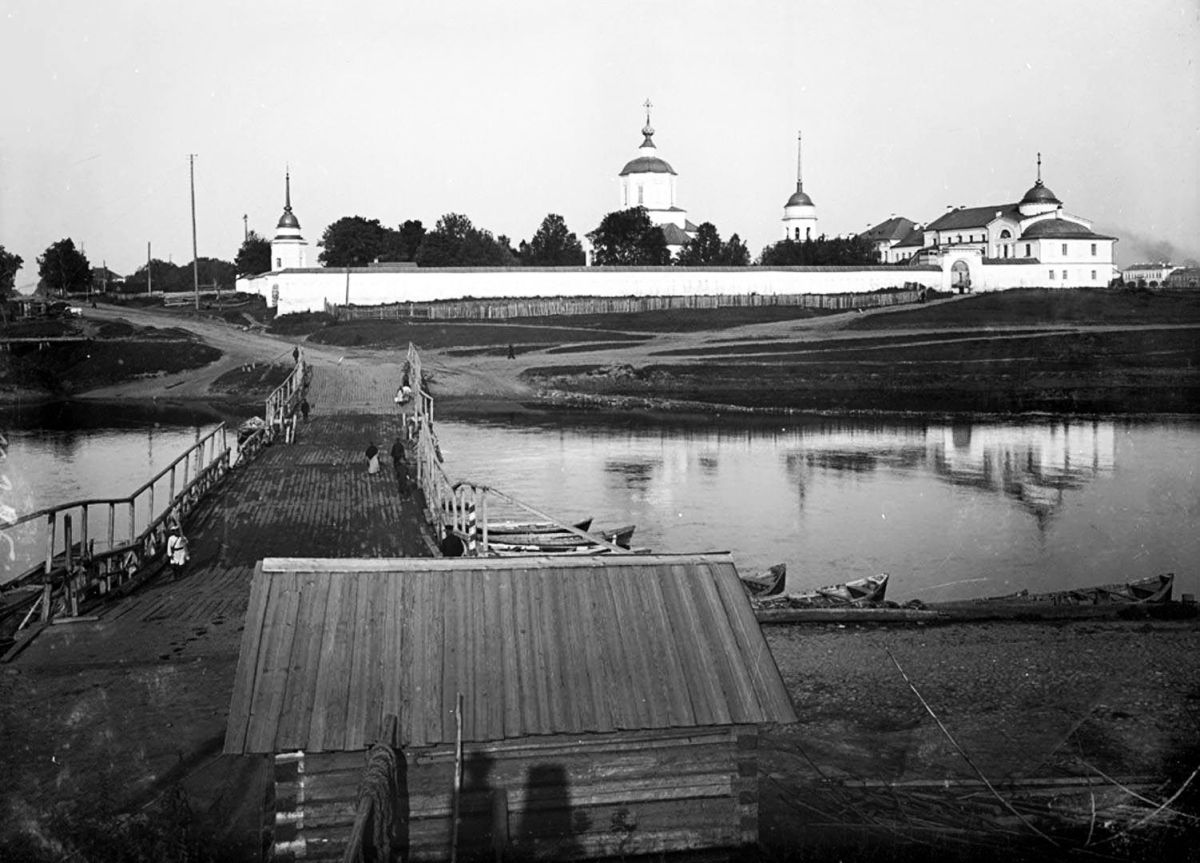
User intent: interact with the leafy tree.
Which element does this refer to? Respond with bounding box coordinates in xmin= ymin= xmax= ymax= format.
xmin=675 ymin=222 xmax=724 ymax=265
xmin=587 ymin=207 xmax=670 ymax=266
xmin=235 ymin=231 xmax=271 ymax=276
xmin=396 ymin=220 xmax=426 ymax=262
xmin=758 ymin=234 xmax=879 ymax=266
xmin=0 ymin=245 xmax=23 ymax=299
xmin=37 ymin=238 xmax=91 ymax=296
xmin=522 ymin=213 xmax=585 ymax=266
xmin=721 ymin=233 xmax=751 ymax=266
xmin=195 ymin=257 xmax=237 ymax=290
xmin=414 ymin=213 xmax=517 ymax=266
xmin=318 ymin=216 xmax=394 ymax=267
xmin=121 ymin=259 xmax=186 ymax=294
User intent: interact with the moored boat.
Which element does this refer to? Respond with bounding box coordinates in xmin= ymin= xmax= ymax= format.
xmin=484 ymin=525 xmax=636 ymax=555
xmin=486 ymin=517 xmax=593 ymax=536
xmin=938 ymin=573 xmax=1175 ymax=608
xmin=755 ymin=573 xmax=889 ymax=609
xmin=740 ymin=564 xmax=787 ymax=597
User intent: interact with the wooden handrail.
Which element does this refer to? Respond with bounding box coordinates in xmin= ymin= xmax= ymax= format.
xmin=1 ymin=424 xmax=227 ymax=531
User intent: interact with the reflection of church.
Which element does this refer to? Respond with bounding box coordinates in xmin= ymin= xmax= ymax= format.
xmin=864 ymin=155 xmax=1118 ymax=291
xmin=930 ymin=421 xmax=1116 ymax=526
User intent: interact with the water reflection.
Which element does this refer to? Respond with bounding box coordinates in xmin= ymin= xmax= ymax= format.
xmin=439 ymin=415 xmax=1196 ymax=602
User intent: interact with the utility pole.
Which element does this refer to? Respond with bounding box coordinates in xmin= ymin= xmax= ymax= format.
xmin=189 ymin=153 xmax=199 ymax=312
xmin=147 ymin=242 xmax=152 ymax=295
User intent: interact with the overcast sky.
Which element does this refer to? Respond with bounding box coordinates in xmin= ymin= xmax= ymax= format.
xmin=2 ymin=0 xmax=1197 ymax=283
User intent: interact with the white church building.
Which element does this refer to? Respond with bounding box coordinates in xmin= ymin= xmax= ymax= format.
xmin=865 ymin=156 xmax=1118 ymax=291
xmin=617 ymin=101 xmax=698 ymax=254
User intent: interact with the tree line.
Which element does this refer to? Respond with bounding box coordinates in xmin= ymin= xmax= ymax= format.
xmin=1 ymin=208 xmax=879 ymax=299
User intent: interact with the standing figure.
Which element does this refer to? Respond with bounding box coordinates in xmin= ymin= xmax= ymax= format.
xmin=390 ymin=437 xmax=408 ymax=493
xmin=166 ymin=526 xmax=190 ymax=580
xmin=365 ymin=441 xmax=380 ymax=474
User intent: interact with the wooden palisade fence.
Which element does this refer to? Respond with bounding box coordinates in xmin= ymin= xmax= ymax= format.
xmin=333 ymin=288 xmax=925 ymax=322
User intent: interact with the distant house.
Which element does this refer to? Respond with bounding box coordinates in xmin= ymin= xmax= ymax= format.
xmin=225 ymin=554 xmax=797 ymax=862
xmin=1163 ymin=267 xmax=1200 ymax=289
xmin=91 ymin=266 xmax=124 ymax=292
xmin=860 ymin=217 xmax=917 ymax=264
xmin=1122 ymin=262 xmax=1179 ymax=287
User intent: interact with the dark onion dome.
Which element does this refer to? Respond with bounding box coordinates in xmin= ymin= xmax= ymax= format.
xmin=1019 ymin=219 xmax=1113 ymax=240
xmin=619 ymin=154 xmax=676 ymax=176
xmin=277 ymin=208 xmax=300 ymax=230
xmin=1020 ymin=179 xmax=1061 ymax=206
xmin=784 ymin=185 xmax=814 ymax=207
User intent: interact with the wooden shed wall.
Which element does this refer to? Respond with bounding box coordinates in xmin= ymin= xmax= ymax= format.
xmin=270 ymin=726 xmax=759 ymax=862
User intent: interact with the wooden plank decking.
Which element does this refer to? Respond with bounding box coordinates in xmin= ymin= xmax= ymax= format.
xmin=0 ymin=362 xmax=432 ymax=855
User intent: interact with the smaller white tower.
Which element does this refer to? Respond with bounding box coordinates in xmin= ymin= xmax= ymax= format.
xmin=1017 ymin=152 xmax=1063 ymax=218
xmin=271 ymin=171 xmax=308 ymax=270
xmin=781 ymin=131 xmax=818 ymax=241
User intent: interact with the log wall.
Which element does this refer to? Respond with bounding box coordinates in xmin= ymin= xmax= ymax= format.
xmin=269 ymin=726 xmax=760 ymax=861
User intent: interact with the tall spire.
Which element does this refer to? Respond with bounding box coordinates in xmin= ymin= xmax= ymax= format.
xmin=641 ymin=98 xmax=655 ymax=147
xmin=795 ymin=130 xmax=804 ymax=192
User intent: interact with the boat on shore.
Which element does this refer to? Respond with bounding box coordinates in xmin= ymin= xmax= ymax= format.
xmin=952 ymin=572 xmax=1175 ymax=606
xmin=740 ymin=564 xmax=787 ymax=597
xmin=755 ymin=573 xmax=890 ymax=610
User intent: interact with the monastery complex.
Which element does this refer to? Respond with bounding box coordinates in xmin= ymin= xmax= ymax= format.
xmin=239 ymin=107 xmax=1119 ymax=316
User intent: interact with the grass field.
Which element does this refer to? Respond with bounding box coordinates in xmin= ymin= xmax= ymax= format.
xmin=846 ymin=288 xmax=1200 ymax=329
xmin=520 ymin=289 xmax=1200 ymax=415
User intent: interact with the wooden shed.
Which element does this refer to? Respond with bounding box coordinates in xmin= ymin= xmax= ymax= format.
xmin=224 ymin=554 xmax=797 ymax=861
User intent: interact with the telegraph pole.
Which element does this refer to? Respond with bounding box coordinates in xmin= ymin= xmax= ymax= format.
xmin=189 ymin=154 xmax=199 ymax=312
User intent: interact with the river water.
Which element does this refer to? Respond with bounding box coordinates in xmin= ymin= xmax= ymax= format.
xmin=3 ymin=407 xmax=1197 ymax=601
xmin=434 ymin=414 xmax=1200 ymax=602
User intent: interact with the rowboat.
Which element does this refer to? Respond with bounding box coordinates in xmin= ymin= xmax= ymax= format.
xmin=486 ymin=517 xmax=593 ymax=536
xmin=740 ymin=564 xmax=787 ymax=597
xmin=484 ymin=525 xmax=636 ymax=555
xmin=940 ymin=573 xmax=1175 ymax=608
xmin=755 ymin=573 xmax=889 ymax=609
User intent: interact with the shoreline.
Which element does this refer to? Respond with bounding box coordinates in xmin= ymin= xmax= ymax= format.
xmin=4 ymin=387 xmax=1198 ymax=428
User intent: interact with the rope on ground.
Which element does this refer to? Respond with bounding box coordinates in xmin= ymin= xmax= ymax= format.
xmin=885 ymin=648 xmax=1060 ymax=848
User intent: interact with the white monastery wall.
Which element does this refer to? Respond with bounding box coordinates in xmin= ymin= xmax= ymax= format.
xmin=239 ymin=266 xmax=947 ymax=316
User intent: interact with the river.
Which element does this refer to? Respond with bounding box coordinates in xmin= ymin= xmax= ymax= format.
xmin=3 ymin=407 xmax=1197 ymax=601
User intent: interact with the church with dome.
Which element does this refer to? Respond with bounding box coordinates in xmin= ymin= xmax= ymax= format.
xmin=781 ymin=132 xmax=817 ymax=241
xmin=616 ymin=101 xmax=698 ymax=254
xmin=866 ymin=155 xmax=1118 ymax=290
xmin=271 ymin=171 xmax=308 ymax=271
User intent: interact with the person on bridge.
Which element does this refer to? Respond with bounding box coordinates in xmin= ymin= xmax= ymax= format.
xmin=391 ymin=437 xmax=408 ymax=494
xmin=166 ymin=526 xmax=190 ymax=580
xmin=365 ymin=441 xmax=380 ymax=475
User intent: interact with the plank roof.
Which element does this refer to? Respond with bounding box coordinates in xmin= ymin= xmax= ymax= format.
xmin=224 ymin=554 xmax=797 ymax=754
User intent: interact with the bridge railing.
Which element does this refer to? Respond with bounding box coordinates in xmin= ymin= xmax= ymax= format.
xmin=2 ymin=424 xmax=241 ymax=622
xmin=265 ymin=352 xmax=309 ymax=431
xmin=405 ymin=343 xmax=625 ymax=557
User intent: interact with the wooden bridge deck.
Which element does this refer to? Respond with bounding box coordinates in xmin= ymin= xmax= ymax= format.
xmin=0 ymin=362 xmax=433 ymax=856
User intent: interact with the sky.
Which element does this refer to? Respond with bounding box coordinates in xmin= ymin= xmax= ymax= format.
xmin=1 ymin=0 xmax=1198 ymax=287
